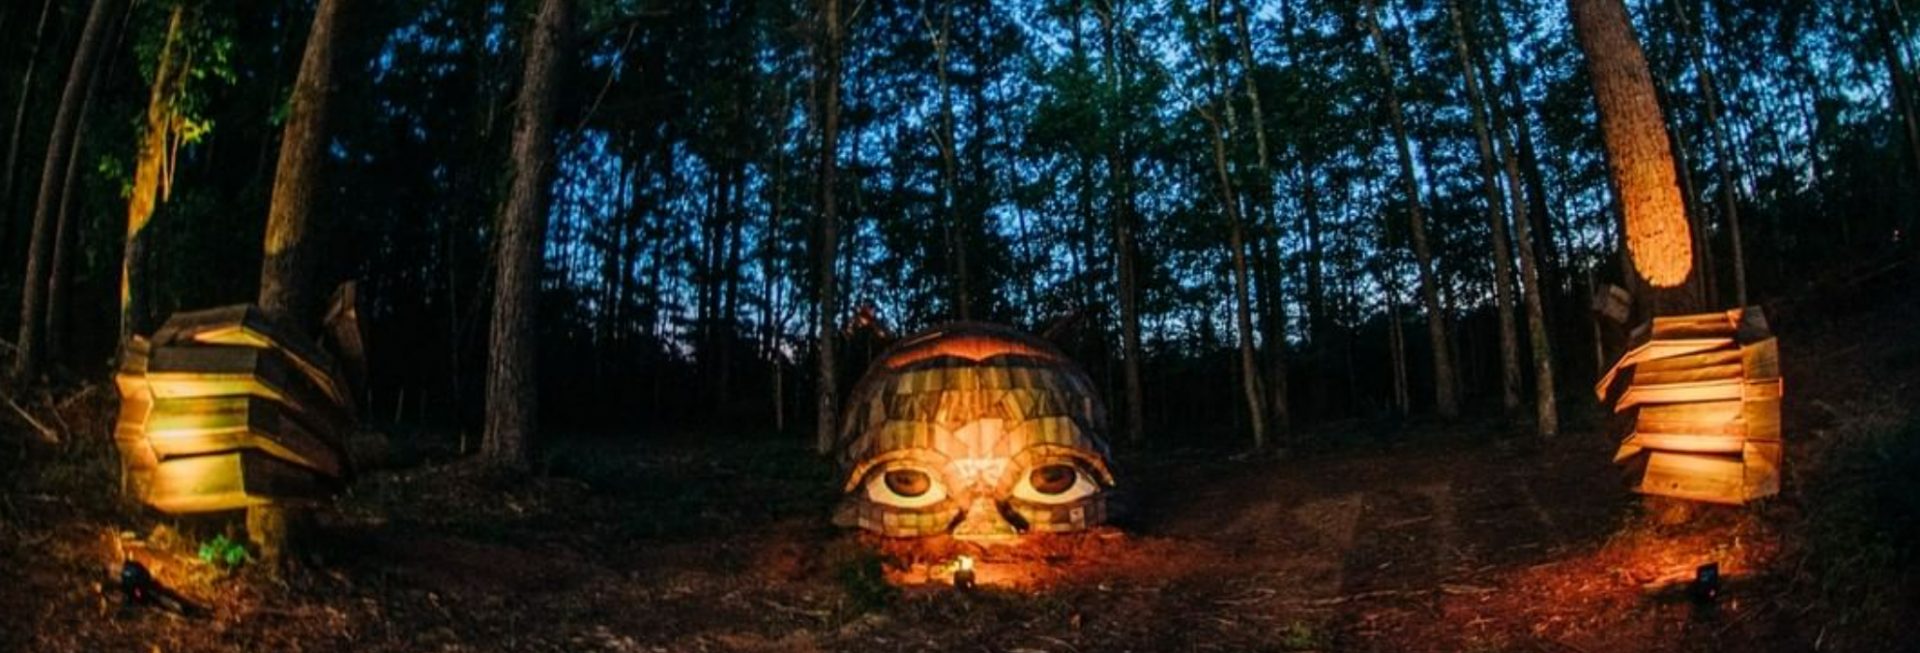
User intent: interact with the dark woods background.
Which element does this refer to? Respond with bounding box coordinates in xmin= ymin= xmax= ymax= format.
xmin=1 ymin=0 xmax=1913 ymax=446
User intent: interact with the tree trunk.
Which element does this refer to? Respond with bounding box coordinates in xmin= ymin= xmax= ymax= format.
xmin=1447 ymin=0 xmax=1522 ymax=415
xmin=813 ymin=0 xmax=844 ymax=455
xmin=483 ymin=0 xmax=568 ymax=469
xmin=1202 ymin=108 xmax=1268 ymax=449
xmin=258 ymin=0 xmax=345 ymax=328
xmin=1232 ymin=0 xmax=1290 ymax=434
xmin=1675 ymin=0 xmax=1745 ymax=305
xmin=1482 ymin=11 xmax=1560 ymax=439
xmin=1363 ymin=0 xmax=1458 ymax=418
xmin=122 ymin=4 xmax=187 ymax=348
xmin=45 ymin=38 xmax=109 ymax=369
xmin=1 ymin=0 xmax=57 ymax=249
xmin=931 ymin=0 xmax=967 ymax=321
xmin=12 ymin=0 xmax=117 ymax=383
xmin=1568 ymin=0 xmax=1703 ymax=312
xmin=1098 ymin=4 xmax=1148 ymax=445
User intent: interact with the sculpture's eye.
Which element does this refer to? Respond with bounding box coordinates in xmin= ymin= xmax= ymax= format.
xmin=885 ymin=469 xmax=932 ymax=497
xmin=1029 ymin=465 xmax=1077 ymax=495
xmin=865 ymin=467 xmax=947 ymax=508
xmin=1012 ymin=462 xmax=1098 ymax=504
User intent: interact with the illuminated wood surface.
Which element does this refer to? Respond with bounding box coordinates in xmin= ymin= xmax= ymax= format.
xmin=114 ymin=304 xmax=355 ymax=514
xmin=1600 ymin=307 xmax=1782 ymax=504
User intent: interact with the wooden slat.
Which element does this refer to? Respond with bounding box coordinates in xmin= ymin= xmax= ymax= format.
xmin=1633 ymin=362 xmax=1744 ymax=386
xmin=1594 ymin=338 xmax=1736 ymax=400
xmin=1743 ymin=442 xmax=1782 ymax=501
xmin=1636 ymin=348 xmax=1742 ymax=374
xmin=144 ymin=395 xmax=344 ymax=476
xmin=1743 ymin=398 xmax=1781 ymax=442
xmin=1636 ymin=399 xmax=1744 ymax=433
xmin=1741 ymin=337 xmax=1780 ymax=379
xmin=1625 ymin=431 xmax=1747 ymax=455
xmin=144 ymin=450 xmax=328 ymax=514
xmin=144 ymin=345 xmax=352 ymax=442
xmin=1637 ymin=452 xmax=1747 ymax=504
xmin=1616 ymin=378 xmax=1782 ymax=412
xmin=1650 ymin=310 xmax=1740 ymax=339
xmin=154 ymin=305 xmax=353 ymax=411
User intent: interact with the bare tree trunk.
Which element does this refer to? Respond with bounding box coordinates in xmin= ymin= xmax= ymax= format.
xmin=122 ymin=4 xmax=186 ymax=348
xmin=1 ymin=0 xmax=57 ymax=246
xmin=483 ymin=0 xmax=568 ymax=469
xmin=46 ymin=38 xmax=109 ymax=369
xmin=1568 ymin=0 xmax=1703 ymax=312
xmin=1097 ymin=3 xmax=1148 ymax=445
xmin=928 ymin=1 xmax=967 ymax=321
xmin=1481 ymin=10 xmax=1560 ymax=439
xmin=1232 ymin=0 xmax=1290 ymax=433
xmin=1447 ymin=0 xmax=1522 ymax=414
xmin=258 ymin=0 xmax=344 ymax=328
xmin=1363 ymin=0 xmax=1458 ymax=418
xmin=1201 ymin=108 xmax=1268 ymax=449
xmin=12 ymin=0 xmax=117 ymax=383
xmin=813 ymin=0 xmax=844 ymax=455
xmin=1675 ymin=0 xmax=1744 ymax=305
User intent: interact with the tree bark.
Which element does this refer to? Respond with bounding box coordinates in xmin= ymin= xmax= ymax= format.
xmin=1675 ymin=0 xmax=1745 ymax=305
xmin=483 ymin=0 xmax=569 ymax=469
xmin=1202 ymin=108 xmax=1268 ymax=449
xmin=12 ymin=0 xmax=117 ymax=383
xmin=1482 ymin=6 xmax=1560 ymax=438
xmin=0 ymin=0 xmax=57 ymax=248
xmin=1568 ymin=0 xmax=1702 ymax=312
xmin=813 ymin=0 xmax=844 ymax=455
xmin=1363 ymin=0 xmax=1458 ymax=418
xmin=45 ymin=32 xmax=110 ymax=369
xmin=1097 ymin=3 xmax=1148 ymax=445
xmin=1232 ymin=0 xmax=1290 ymax=433
xmin=259 ymin=0 xmax=344 ymax=327
xmin=1446 ymin=0 xmax=1522 ymax=414
xmin=122 ymin=4 xmax=187 ymax=348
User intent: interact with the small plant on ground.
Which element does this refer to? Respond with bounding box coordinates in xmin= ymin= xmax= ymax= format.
xmin=197 ymin=533 xmax=251 ymax=570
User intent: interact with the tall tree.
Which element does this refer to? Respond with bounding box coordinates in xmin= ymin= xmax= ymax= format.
xmin=484 ymin=0 xmax=570 ymax=469
xmin=1231 ymin=0 xmax=1290 ymax=433
xmin=814 ymin=0 xmax=845 ymax=455
xmin=1198 ymin=0 xmax=1267 ymax=449
xmin=0 ymin=0 xmax=57 ymax=245
xmin=122 ymin=3 xmax=188 ymax=347
xmin=1097 ymin=2 xmax=1148 ymax=445
xmin=1676 ymin=0 xmax=1744 ymax=305
xmin=1446 ymin=0 xmax=1522 ymax=414
xmin=12 ymin=0 xmax=118 ymax=382
xmin=259 ymin=0 xmax=345 ymax=326
xmin=1362 ymin=0 xmax=1459 ymax=418
xmin=1569 ymin=0 xmax=1703 ymax=312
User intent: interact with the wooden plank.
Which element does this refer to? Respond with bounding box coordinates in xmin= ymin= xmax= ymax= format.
xmin=1650 ymin=310 xmax=1740 ymax=339
xmin=1625 ymin=431 xmax=1747 ymax=455
xmin=1616 ymin=378 xmax=1782 ymax=412
xmin=1741 ymin=337 xmax=1780 ymax=379
xmin=1594 ymin=338 xmax=1735 ymax=400
xmin=1637 ymin=452 xmax=1747 ymax=504
xmin=144 ymin=450 xmax=328 ymax=514
xmin=144 ymin=344 xmax=352 ymax=441
xmin=1743 ymin=398 xmax=1781 ymax=442
xmin=156 ymin=304 xmax=355 ymax=412
xmin=1743 ymin=442 xmax=1782 ymax=501
xmin=1633 ymin=362 xmax=1744 ymax=386
xmin=144 ymin=395 xmax=344 ymax=476
xmin=1636 ymin=348 xmax=1742 ymax=374
xmin=1636 ymin=399 xmax=1743 ymax=433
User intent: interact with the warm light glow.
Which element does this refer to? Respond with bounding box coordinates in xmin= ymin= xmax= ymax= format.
xmin=955 ymin=555 xmax=974 ymax=572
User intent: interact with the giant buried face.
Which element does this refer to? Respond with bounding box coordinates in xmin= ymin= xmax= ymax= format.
xmin=832 ymin=323 xmax=1116 ymax=541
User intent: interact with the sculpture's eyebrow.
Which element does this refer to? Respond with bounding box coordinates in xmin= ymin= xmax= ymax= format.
xmin=841 ymin=448 xmax=952 ymax=492
xmin=1008 ymin=445 xmax=1116 ymax=487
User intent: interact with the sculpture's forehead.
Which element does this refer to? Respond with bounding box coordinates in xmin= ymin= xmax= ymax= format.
xmin=859 ymin=415 xmax=1100 ymax=459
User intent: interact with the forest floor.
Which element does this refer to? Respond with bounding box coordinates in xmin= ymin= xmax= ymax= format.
xmin=5 ymin=264 xmax=1920 ymax=653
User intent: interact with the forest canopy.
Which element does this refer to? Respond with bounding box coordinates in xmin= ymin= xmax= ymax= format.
xmin=0 ymin=0 xmax=1910 ymax=446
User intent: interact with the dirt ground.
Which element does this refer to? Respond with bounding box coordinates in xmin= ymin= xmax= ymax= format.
xmin=4 ymin=265 xmax=1919 ymax=652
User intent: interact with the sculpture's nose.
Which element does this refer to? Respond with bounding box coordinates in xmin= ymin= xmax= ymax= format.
xmin=950 ymin=497 xmax=1019 ymax=542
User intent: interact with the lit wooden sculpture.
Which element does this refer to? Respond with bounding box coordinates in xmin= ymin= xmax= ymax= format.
xmin=115 ymin=305 xmax=356 ymax=513
xmin=832 ymin=323 xmax=1116 ymax=541
xmin=1596 ymin=307 xmax=1781 ymax=504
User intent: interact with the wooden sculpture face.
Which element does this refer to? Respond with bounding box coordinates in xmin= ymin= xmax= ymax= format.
xmin=833 ymin=325 xmax=1115 ymax=541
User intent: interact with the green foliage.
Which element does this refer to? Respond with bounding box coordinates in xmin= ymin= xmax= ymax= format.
xmin=1278 ymin=619 xmax=1331 ymax=651
xmin=197 ymin=533 xmax=252 ymax=570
